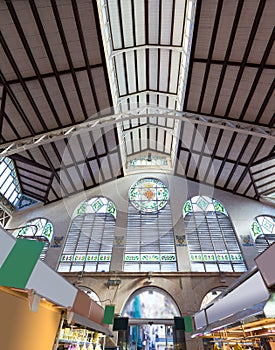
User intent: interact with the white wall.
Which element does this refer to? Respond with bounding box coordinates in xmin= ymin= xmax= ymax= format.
xmin=7 ymin=173 xmax=275 ymax=270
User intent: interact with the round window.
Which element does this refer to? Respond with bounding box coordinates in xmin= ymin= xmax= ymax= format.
xmin=129 ymin=178 xmax=169 ymax=213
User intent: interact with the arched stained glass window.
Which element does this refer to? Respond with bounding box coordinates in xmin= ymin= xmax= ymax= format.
xmin=129 ymin=178 xmax=169 ymax=213
xmin=13 ymin=218 xmax=54 ymax=260
xmin=251 ymin=216 xmax=275 ymax=254
xmin=58 ymin=197 xmax=116 ymax=273
xmin=183 ymin=196 xmax=246 ymax=273
xmin=125 ymin=178 xmax=176 ymax=272
xmin=73 ymin=197 xmax=116 ymax=218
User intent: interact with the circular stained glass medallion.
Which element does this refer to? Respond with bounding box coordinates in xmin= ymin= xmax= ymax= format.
xmin=129 ymin=178 xmax=169 ymax=213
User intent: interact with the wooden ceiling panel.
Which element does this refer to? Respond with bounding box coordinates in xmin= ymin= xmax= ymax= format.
xmin=204 ymin=158 xmax=223 ymax=185
xmin=75 ymin=71 xmax=98 ymax=118
xmin=185 ymin=62 xmax=206 ymax=111
xmin=176 ymin=149 xmax=189 ymax=177
xmin=43 ymin=76 xmax=74 ymax=126
xmin=213 ymin=66 xmax=239 ymax=117
xmin=212 ymin=0 xmax=239 ymax=61
xmin=226 ymin=165 xmax=247 ymax=191
xmin=243 ymin=70 xmax=275 ymax=125
xmin=227 ymin=67 xmax=258 ymax=120
xmin=109 ymin=152 xmax=123 ymax=178
xmin=229 ymin=0 xmax=261 ymax=62
xmin=248 ymin=0 xmax=274 ymax=64
xmin=192 ymin=124 xmax=207 ymax=153
xmin=77 ymin=1 xmax=102 ymax=65
xmin=200 ymin=64 xmax=223 ymax=114
xmin=215 ymin=162 xmax=235 ymax=188
xmin=59 ymin=74 xmax=85 ymax=123
xmin=4 ymin=93 xmax=35 ymax=139
xmin=194 ymin=0 xmax=217 ymax=59
xmin=25 ymin=80 xmax=60 ymax=130
xmin=91 ymin=67 xmax=112 ymax=111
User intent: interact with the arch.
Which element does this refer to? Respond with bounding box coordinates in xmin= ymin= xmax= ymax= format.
xmin=73 ymin=196 xmax=116 ymax=219
xmin=13 ymin=217 xmax=54 ymax=260
xmin=183 ymin=195 xmax=246 ymax=273
xmin=183 ymin=195 xmax=227 ymax=217
xmin=122 ymin=286 xmax=181 ymax=319
xmin=125 ymin=178 xmax=176 ymax=272
xmin=250 ymin=215 xmax=275 ymax=254
xmin=77 ymin=285 xmax=101 ymax=305
xmin=200 ymin=286 xmax=227 ymax=310
xmin=58 ymin=196 xmax=117 ymax=273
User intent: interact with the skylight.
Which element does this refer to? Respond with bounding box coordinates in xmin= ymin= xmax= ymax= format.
xmin=0 ymin=157 xmax=39 ymax=210
xmin=96 ymin=0 xmax=197 ymax=174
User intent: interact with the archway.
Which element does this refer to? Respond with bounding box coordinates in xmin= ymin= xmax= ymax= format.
xmin=121 ymin=287 xmax=181 ymax=350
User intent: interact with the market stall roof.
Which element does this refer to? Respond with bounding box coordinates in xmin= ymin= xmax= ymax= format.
xmin=0 ymin=226 xmax=113 ymax=336
xmin=192 ymin=243 xmax=275 ymax=337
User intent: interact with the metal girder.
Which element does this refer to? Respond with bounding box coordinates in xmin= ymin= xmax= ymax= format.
xmin=1 ymin=110 xmax=275 ymax=157
xmin=111 ymin=45 xmax=184 ymax=57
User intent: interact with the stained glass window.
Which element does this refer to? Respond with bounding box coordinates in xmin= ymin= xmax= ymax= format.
xmin=129 ymin=178 xmax=169 ymax=213
xmin=183 ymin=196 xmax=227 ymax=217
xmin=58 ymin=197 xmax=116 ymax=273
xmin=183 ymin=196 xmax=246 ymax=273
xmin=125 ymin=178 xmax=176 ymax=272
xmin=73 ymin=196 xmax=116 ymax=218
xmin=13 ymin=218 xmax=54 ymax=260
xmin=251 ymin=216 xmax=275 ymax=254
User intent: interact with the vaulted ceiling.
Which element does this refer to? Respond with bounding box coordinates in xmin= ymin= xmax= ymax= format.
xmin=0 ymin=0 xmax=274 ymax=207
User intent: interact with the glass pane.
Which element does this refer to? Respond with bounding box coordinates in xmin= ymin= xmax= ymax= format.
xmin=84 ymin=263 xmax=97 ymax=272
xmin=57 ymin=264 xmax=71 ymax=272
xmin=191 ymin=263 xmax=205 ymax=272
xmin=205 ymin=263 xmax=219 ymax=272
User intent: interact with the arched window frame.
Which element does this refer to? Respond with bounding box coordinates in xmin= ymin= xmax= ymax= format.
xmin=13 ymin=217 xmax=54 ymax=260
xmin=250 ymin=215 xmax=275 ymax=254
xmin=58 ymin=196 xmax=116 ymax=273
xmin=183 ymin=196 xmax=246 ymax=273
xmin=124 ymin=178 xmax=177 ymax=272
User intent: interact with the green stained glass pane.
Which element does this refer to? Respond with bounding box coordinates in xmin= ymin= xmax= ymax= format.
xmin=161 ymin=254 xmax=176 ymax=261
xmin=262 ymin=217 xmax=274 ymax=232
xmin=125 ymin=254 xmax=140 ymax=261
xmin=17 ymin=226 xmax=28 ymax=236
xmin=197 ymin=197 xmax=209 ymax=211
xmin=76 ymin=201 xmax=87 ymax=215
xmin=86 ymin=254 xmax=98 ymax=261
xmin=99 ymin=254 xmax=111 ymax=261
xmin=141 ymin=254 xmax=160 ymax=261
xmin=213 ymin=199 xmax=227 ymax=215
xmin=73 ymin=254 xmax=86 ymax=262
xmin=230 ymin=253 xmax=243 ymax=261
xmin=107 ymin=201 xmax=116 ymax=217
xmin=190 ymin=254 xmax=202 ymax=261
xmin=183 ymin=200 xmax=193 ymax=216
xmin=61 ymin=254 xmax=73 ymax=261
xmin=251 ymin=220 xmax=263 ymax=237
xmin=203 ymin=253 xmax=215 ymax=261
xmin=216 ymin=254 xmax=229 ymax=261
xmin=43 ymin=222 xmax=53 ymax=240
xmin=91 ymin=198 xmax=104 ymax=212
